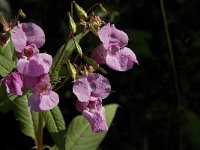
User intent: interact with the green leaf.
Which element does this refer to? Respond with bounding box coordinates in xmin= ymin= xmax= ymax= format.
xmin=0 ymin=85 xmax=12 ymax=113
xmin=50 ymin=32 xmax=88 ymax=87
xmin=42 ymin=106 xmax=66 ymax=150
xmin=11 ymin=93 xmax=39 ymax=140
xmin=66 ymin=103 xmax=119 ymax=150
xmin=0 ymin=55 xmax=15 ymax=77
xmin=2 ymin=38 xmax=14 ymax=61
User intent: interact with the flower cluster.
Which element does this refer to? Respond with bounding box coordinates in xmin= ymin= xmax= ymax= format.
xmin=72 ymin=23 xmax=138 ymax=132
xmin=3 ymin=23 xmax=59 ymax=112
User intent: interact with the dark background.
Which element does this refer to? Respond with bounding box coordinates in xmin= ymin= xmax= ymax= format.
xmin=1 ymin=0 xmax=200 ymax=149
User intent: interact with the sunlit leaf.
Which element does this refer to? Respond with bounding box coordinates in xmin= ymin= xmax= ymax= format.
xmin=42 ymin=106 xmax=66 ymax=150
xmin=11 ymin=92 xmax=39 ymax=140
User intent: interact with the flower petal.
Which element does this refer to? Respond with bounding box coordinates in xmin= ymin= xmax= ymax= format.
xmin=87 ymin=73 xmax=111 ymax=100
xmin=82 ymin=103 xmax=108 ymax=132
xmin=4 ymin=72 xmax=24 ymax=95
xmin=98 ymin=23 xmax=128 ymax=49
xmin=39 ymin=91 xmax=59 ymax=110
xmin=73 ymin=77 xmax=92 ymax=102
xmin=28 ymin=91 xmax=59 ymax=112
xmin=91 ymin=44 xmax=107 ymax=64
xmin=11 ymin=25 xmax=27 ymax=53
xmin=106 ymin=47 xmax=138 ymax=71
xmin=24 ymin=74 xmax=50 ymax=89
xmin=21 ymin=23 xmax=45 ymax=48
xmin=17 ymin=53 xmax=52 ymax=77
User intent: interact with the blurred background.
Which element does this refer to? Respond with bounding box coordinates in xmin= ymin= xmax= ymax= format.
xmin=1 ymin=0 xmax=200 ymax=149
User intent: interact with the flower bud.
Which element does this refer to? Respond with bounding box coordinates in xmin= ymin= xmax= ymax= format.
xmin=74 ymin=2 xmax=88 ymax=20
xmin=66 ymin=60 xmax=77 ymax=80
xmin=73 ymin=38 xmax=83 ymax=57
xmin=68 ymin=12 xmax=76 ymax=34
xmin=19 ymin=9 xmax=26 ymax=18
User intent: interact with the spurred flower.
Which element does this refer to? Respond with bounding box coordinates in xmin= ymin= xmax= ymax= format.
xmin=28 ymin=74 xmax=59 ymax=112
xmin=73 ymin=73 xmax=111 ymax=102
xmin=4 ymin=72 xmax=24 ymax=96
xmin=91 ymin=23 xmax=138 ymax=71
xmin=73 ymin=73 xmax=111 ymax=132
xmin=17 ymin=53 xmax=52 ymax=77
xmin=76 ymin=99 xmax=108 ymax=132
xmin=11 ymin=23 xmax=45 ymax=53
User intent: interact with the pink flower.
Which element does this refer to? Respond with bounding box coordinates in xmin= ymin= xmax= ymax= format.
xmin=11 ymin=23 xmax=45 ymax=54
xmin=91 ymin=23 xmax=138 ymax=71
xmin=76 ymin=99 xmax=108 ymax=132
xmin=73 ymin=73 xmax=111 ymax=132
xmin=4 ymin=72 xmax=24 ymax=96
xmin=28 ymin=74 xmax=59 ymax=112
xmin=73 ymin=73 xmax=111 ymax=102
xmin=17 ymin=53 xmax=52 ymax=77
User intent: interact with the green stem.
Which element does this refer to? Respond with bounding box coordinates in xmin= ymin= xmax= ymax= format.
xmin=159 ymin=0 xmax=183 ymax=150
xmin=86 ymin=3 xmax=101 ymax=14
xmin=159 ymin=0 xmax=180 ymax=102
xmin=37 ymin=112 xmax=43 ymax=150
xmin=54 ymin=73 xmax=71 ymax=91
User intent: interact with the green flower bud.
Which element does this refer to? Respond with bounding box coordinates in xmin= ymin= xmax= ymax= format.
xmin=66 ymin=60 xmax=77 ymax=80
xmin=74 ymin=39 xmax=83 ymax=57
xmin=19 ymin=9 xmax=26 ymax=18
xmin=68 ymin=12 xmax=76 ymax=34
xmin=74 ymin=2 xmax=88 ymax=20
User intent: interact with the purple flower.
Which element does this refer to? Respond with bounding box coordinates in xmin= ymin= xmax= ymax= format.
xmin=24 ymin=74 xmax=50 ymax=89
xmin=76 ymin=99 xmax=108 ymax=132
xmin=91 ymin=23 xmax=138 ymax=71
xmin=17 ymin=53 xmax=52 ymax=77
xmin=73 ymin=73 xmax=111 ymax=102
xmin=11 ymin=23 xmax=45 ymax=53
xmin=4 ymin=72 xmax=24 ymax=96
xmin=73 ymin=73 xmax=111 ymax=132
xmin=28 ymin=74 xmax=59 ymax=112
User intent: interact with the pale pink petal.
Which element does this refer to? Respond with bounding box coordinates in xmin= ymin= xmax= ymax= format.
xmin=11 ymin=25 xmax=27 ymax=53
xmin=21 ymin=23 xmax=45 ymax=48
xmin=17 ymin=53 xmax=52 ymax=77
xmin=28 ymin=91 xmax=59 ymax=112
xmin=98 ymin=23 xmax=128 ymax=49
xmin=73 ymin=77 xmax=92 ymax=102
xmin=39 ymin=91 xmax=59 ymax=111
xmin=106 ymin=47 xmax=138 ymax=71
xmin=87 ymin=73 xmax=111 ymax=100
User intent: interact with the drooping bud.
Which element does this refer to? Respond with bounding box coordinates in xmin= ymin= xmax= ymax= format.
xmin=74 ymin=2 xmax=88 ymax=20
xmin=19 ymin=9 xmax=26 ymax=18
xmin=66 ymin=60 xmax=77 ymax=80
xmin=73 ymin=38 xmax=83 ymax=57
xmin=68 ymin=12 xmax=76 ymax=34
